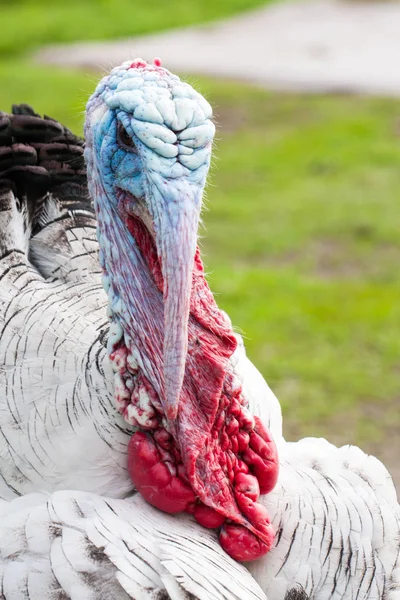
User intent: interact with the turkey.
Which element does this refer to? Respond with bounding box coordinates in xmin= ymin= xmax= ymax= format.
xmin=0 ymin=59 xmax=399 ymax=600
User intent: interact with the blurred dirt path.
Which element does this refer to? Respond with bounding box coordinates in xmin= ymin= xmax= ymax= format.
xmin=35 ymin=0 xmax=400 ymax=96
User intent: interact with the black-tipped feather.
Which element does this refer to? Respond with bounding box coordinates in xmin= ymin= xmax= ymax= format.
xmin=0 ymin=104 xmax=90 ymax=233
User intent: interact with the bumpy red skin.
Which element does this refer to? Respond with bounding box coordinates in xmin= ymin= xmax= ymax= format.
xmin=128 ymin=432 xmax=196 ymax=513
xmin=220 ymin=523 xmax=271 ymax=562
xmin=122 ymin=218 xmax=279 ymax=562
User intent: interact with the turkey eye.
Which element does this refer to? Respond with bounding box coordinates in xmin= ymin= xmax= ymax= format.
xmin=117 ymin=121 xmax=136 ymax=152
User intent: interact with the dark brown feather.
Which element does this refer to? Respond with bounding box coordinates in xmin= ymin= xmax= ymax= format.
xmin=0 ymin=104 xmax=91 ymax=237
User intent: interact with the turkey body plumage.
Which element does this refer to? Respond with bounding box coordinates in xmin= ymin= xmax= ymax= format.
xmin=0 ymin=89 xmax=399 ymax=600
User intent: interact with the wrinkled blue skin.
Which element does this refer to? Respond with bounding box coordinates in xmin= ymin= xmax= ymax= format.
xmin=84 ymin=60 xmax=215 ymax=421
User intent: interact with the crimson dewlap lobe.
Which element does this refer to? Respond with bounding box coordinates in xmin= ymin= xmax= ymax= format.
xmin=123 ymin=240 xmax=279 ymax=562
xmin=85 ymin=58 xmax=279 ymax=562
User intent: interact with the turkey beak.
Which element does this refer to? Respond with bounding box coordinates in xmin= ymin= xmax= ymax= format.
xmin=149 ymin=174 xmax=201 ymax=420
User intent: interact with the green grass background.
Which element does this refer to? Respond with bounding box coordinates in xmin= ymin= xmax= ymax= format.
xmin=1 ymin=1 xmax=399 ymax=475
xmin=0 ymin=0 xmax=271 ymax=57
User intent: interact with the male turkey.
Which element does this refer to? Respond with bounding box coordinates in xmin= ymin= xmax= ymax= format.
xmin=0 ymin=60 xmax=398 ymax=600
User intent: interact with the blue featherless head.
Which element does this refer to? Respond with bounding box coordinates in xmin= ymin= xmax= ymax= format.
xmin=85 ymin=58 xmax=214 ymax=208
xmin=84 ymin=59 xmax=215 ymax=421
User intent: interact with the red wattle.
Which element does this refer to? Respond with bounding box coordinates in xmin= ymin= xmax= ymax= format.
xmin=193 ymin=503 xmax=226 ymax=529
xmin=246 ymin=417 xmax=279 ymax=495
xmin=128 ymin=432 xmax=195 ymax=514
xmin=234 ymin=472 xmax=260 ymax=502
xmin=117 ymin=216 xmax=280 ymax=562
xmin=219 ymin=523 xmax=273 ymax=562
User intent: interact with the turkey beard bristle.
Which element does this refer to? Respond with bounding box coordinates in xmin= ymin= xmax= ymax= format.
xmin=109 ymin=212 xmax=279 ymax=562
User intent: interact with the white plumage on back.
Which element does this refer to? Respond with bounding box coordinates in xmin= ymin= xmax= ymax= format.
xmin=0 ymin=491 xmax=269 ymax=600
xmin=0 ymin=202 xmax=133 ymax=500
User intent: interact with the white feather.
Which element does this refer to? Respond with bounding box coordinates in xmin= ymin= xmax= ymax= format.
xmin=0 ymin=491 xmax=269 ymax=600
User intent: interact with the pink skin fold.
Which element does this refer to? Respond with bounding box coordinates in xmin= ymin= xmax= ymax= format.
xmin=118 ymin=182 xmax=279 ymax=562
